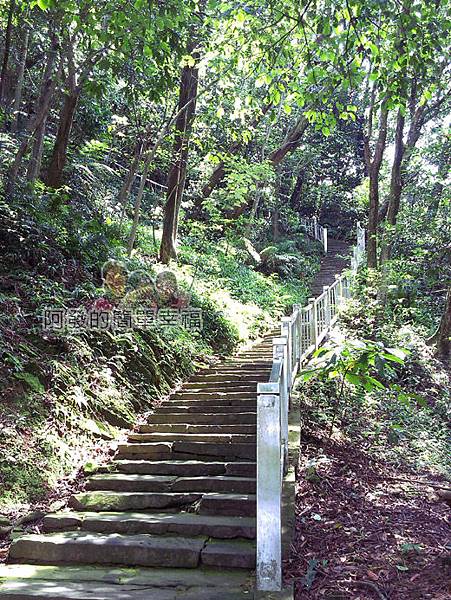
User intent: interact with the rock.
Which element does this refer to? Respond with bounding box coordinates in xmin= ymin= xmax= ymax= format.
xmin=15 ymin=511 xmax=46 ymax=526
xmin=242 ymin=238 xmax=261 ymax=265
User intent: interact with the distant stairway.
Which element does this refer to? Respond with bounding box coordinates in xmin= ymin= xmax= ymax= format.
xmin=310 ymin=238 xmax=351 ymax=297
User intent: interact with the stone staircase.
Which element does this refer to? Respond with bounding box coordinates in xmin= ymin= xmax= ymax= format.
xmin=0 ymin=331 xmax=280 ymax=599
xmin=310 ymin=238 xmax=350 ymax=297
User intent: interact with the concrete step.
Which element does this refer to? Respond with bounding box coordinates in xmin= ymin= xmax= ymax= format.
xmin=43 ymin=511 xmax=256 ymax=539
xmin=8 ymin=532 xmax=255 ymax=569
xmin=113 ymin=460 xmax=256 ymax=478
xmin=146 ymin=412 xmax=256 ymax=425
xmin=127 ymin=433 xmax=256 ymax=444
xmin=86 ymin=474 xmax=256 ymax=494
xmin=137 ymin=424 xmax=256 ymax=434
xmin=116 ymin=441 xmax=256 ymax=461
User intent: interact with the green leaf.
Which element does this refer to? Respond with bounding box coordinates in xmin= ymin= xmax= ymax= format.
xmin=345 ymin=372 xmax=363 ymax=387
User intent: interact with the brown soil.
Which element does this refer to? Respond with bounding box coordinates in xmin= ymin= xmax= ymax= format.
xmin=286 ymin=428 xmax=450 ymax=599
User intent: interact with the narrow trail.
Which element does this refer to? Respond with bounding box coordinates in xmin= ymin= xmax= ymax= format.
xmin=0 ymin=238 xmax=352 ymax=599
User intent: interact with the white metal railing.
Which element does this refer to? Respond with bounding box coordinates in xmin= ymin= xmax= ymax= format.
xmin=256 ymin=222 xmax=366 ymax=591
xmin=300 ymin=216 xmax=328 ymax=253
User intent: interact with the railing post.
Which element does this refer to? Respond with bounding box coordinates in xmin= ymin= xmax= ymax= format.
xmin=335 ymin=274 xmax=343 ymax=306
xmin=309 ymin=297 xmax=318 ymax=349
xmin=273 ymin=337 xmax=288 ymax=472
xmin=313 ymin=216 xmax=318 ymax=241
xmin=323 ymin=227 xmax=328 ymax=253
xmin=257 ymin=382 xmax=282 ymax=591
xmin=281 ymin=318 xmax=292 ymax=391
xmin=323 ymin=285 xmax=331 ymax=329
xmin=293 ymin=304 xmax=301 ymax=367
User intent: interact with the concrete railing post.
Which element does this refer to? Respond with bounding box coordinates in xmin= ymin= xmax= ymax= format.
xmin=309 ymin=297 xmax=318 ymax=349
xmin=256 ymin=382 xmax=282 ymax=591
xmin=281 ymin=318 xmax=292 ymax=391
xmin=323 ymin=285 xmax=331 ymax=329
xmin=323 ymin=227 xmax=328 ymax=253
xmin=273 ymin=337 xmax=289 ymax=472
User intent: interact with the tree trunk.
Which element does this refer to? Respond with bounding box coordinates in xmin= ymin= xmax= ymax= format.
xmin=380 ymin=110 xmax=405 ymax=263
xmin=126 ymin=149 xmax=154 ymax=256
xmin=160 ymin=59 xmax=199 ymax=264
xmin=10 ymin=28 xmax=29 ymax=133
xmin=119 ymin=139 xmax=144 ymax=219
xmin=427 ymin=287 xmax=451 ymax=360
xmin=200 ymin=107 xmax=304 ymax=201
xmin=271 ymin=207 xmax=279 ymax=242
xmin=6 ymin=36 xmax=60 ymax=196
xmin=289 ymin=168 xmax=305 ymax=210
xmin=26 ymin=117 xmax=47 ymax=182
xmin=365 ymin=106 xmax=388 ymax=269
xmin=45 ymin=89 xmax=79 ymax=187
xmin=268 ymin=116 xmax=308 ymax=165
xmin=0 ymin=0 xmax=14 ymax=106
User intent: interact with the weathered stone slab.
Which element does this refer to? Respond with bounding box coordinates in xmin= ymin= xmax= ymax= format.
xmin=198 ymin=493 xmax=256 ymax=517
xmin=127 ymin=433 xmax=256 ymax=444
xmin=113 ymin=460 xmax=228 ymax=477
xmin=44 ymin=511 xmax=256 ymax=539
xmin=146 ymin=412 xmax=256 ymax=425
xmin=86 ymin=474 xmax=177 ymax=492
xmin=9 ymin=532 xmax=206 ymax=568
xmin=170 ymin=391 xmax=256 ymax=401
xmin=157 ymin=405 xmax=256 ymax=414
xmin=69 ymin=491 xmax=201 ymax=512
xmin=171 ymin=476 xmax=256 ymax=494
xmin=202 ymin=539 xmax=256 ymax=569
xmin=172 ymin=442 xmax=256 ymax=461
xmin=137 ymin=424 xmax=256 ymax=434
xmin=0 ymin=564 xmax=252 ymax=588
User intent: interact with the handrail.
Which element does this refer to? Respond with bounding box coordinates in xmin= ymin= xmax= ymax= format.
xmin=300 ymin=216 xmax=328 ymax=252
xmin=256 ymin=222 xmax=366 ymax=591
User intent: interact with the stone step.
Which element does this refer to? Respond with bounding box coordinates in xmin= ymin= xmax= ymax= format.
xmin=127 ymin=433 xmax=256 ymax=444
xmin=70 ymin=491 xmax=203 ymax=512
xmin=158 ymin=399 xmax=256 ymax=409
xmin=137 ymin=424 xmax=256 ymax=434
xmin=116 ymin=441 xmax=256 ymax=461
xmin=199 ymin=493 xmax=256 ymax=517
xmin=113 ymin=460 xmax=256 ymax=478
xmin=146 ymin=412 xmax=256 ymax=425
xmin=189 ymin=372 xmax=268 ymax=383
xmin=169 ymin=391 xmax=256 ymax=401
xmin=0 ymin=579 xmax=251 ymax=599
xmin=181 ymin=382 xmax=257 ymax=390
xmin=43 ymin=511 xmax=256 ymax=539
xmin=155 ymin=394 xmax=257 ymax=412
xmin=0 ymin=564 xmax=253 ymax=600
xmin=8 ymin=532 xmax=255 ymax=569
xmin=69 ymin=491 xmax=255 ymax=516
xmin=155 ymin=404 xmax=256 ymax=414
xmin=86 ymin=474 xmax=256 ymax=494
